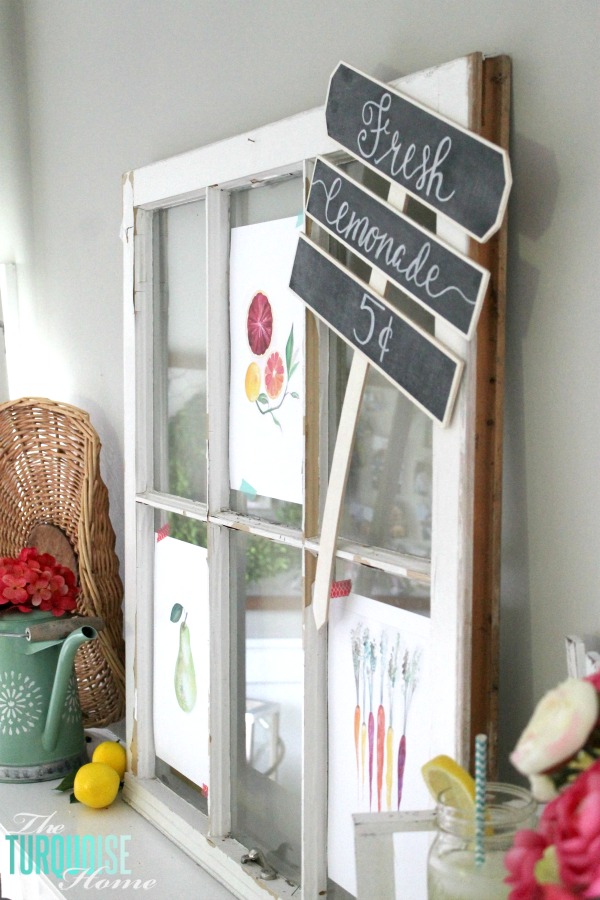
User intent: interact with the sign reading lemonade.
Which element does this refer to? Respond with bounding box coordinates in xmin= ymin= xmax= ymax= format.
xmin=306 ymin=157 xmax=490 ymax=339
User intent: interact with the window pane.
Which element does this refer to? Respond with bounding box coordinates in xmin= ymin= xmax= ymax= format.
xmin=331 ymin=339 xmax=433 ymax=560
xmin=230 ymin=491 xmax=302 ymax=530
xmin=327 ymin=562 xmax=431 ymax=897
xmin=155 ymin=757 xmax=208 ymax=816
xmin=335 ymin=558 xmax=430 ymax=617
xmin=153 ymin=511 xmax=209 ymax=812
xmin=230 ymin=176 xmax=302 ymax=229
xmin=228 ymin=176 xmax=304 ymax=526
xmin=230 ymin=531 xmax=302 ymax=885
xmin=153 ymin=201 xmax=207 ymax=502
xmin=317 ymin=164 xmax=436 ymax=560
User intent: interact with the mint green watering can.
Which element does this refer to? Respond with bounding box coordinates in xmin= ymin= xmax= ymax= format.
xmin=0 ymin=609 xmax=100 ymax=782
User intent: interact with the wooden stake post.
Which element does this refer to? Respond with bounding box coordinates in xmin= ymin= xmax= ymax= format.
xmin=310 ymin=189 xmax=405 ymax=631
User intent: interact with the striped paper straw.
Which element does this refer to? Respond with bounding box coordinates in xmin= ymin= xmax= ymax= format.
xmin=474 ymin=733 xmax=487 ymax=868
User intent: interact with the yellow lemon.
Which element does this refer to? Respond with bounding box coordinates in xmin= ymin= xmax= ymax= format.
xmin=73 ymin=762 xmax=120 ymax=809
xmin=92 ymin=740 xmax=127 ymax=779
xmin=421 ymin=754 xmax=476 ymax=812
xmin=244 ymin=362 xmax=261 ymax=402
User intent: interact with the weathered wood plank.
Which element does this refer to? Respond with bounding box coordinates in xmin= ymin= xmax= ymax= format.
xmin=469 ymin=55 xmax=511 ymax=777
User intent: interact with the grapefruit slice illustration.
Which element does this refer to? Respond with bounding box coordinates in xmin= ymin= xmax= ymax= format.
xmin=247 ymin=292 xmax=273 ymax=356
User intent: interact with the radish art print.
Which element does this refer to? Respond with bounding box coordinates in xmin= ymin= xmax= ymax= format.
xmin=328 ymin=592 xmax=432 ymax=896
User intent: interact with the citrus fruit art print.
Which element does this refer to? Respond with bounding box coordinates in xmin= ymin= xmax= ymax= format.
xmin=244 ymin=291 xmax=300 ymax=430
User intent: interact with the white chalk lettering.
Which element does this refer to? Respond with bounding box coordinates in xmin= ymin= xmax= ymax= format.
xmin=353 ymin=294 xmax=394 ymax=365
xmin=356 ymin=92 xmax=455 ymax=204
xmin=311 ymin=175 xmax=472 ymax=306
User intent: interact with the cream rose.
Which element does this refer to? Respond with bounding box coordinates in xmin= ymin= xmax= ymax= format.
xmin=528 ymin=773 xmax=559 ymax=802
xmin=510 ymin=678 xmax=599 ymax=776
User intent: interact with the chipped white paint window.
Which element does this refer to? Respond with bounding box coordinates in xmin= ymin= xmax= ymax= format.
xmin=122 ymin=55 xmax=483 ymax=898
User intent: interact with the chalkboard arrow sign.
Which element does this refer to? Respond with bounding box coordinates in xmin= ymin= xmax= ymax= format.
xmin=289 ymin=235 xmax=463 ymax=426
xmin=326 ymin=62 xmax=512 ymax=242
xmin=306 ymin=157 xmax=490 ymax=339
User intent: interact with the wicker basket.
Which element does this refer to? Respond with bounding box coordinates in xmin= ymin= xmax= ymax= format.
xmin=0 ymin=397 xmax=125 ymax=727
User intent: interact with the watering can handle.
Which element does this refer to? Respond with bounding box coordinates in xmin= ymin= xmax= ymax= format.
xmin=25 ymin=615 xmax=105 ymax=642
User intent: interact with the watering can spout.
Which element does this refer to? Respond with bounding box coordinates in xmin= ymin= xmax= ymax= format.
xmin=41 ymin=625 xmax=97 ymax=752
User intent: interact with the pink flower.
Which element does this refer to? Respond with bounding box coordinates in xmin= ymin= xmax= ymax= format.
xmin=510 ymin=679 xmax=599 ymax=778
xmin=540 ymin=759 xmax=600 ymax=893
xmin=505 ymin=829 xmax=548 ymax=899
xmin=585 ymin=670 xmax=600 ymax=693
xmin=584 ymin=874 xmax=600 ymax=898
xmin=542 ymin=887 xmax=578 ymax=899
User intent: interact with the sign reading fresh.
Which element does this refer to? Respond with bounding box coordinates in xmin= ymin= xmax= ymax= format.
xmin=325 ymin=62 xmax=511 ymax=242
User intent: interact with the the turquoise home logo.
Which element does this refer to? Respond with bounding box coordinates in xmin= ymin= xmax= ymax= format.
xmin=4 ymin=812 xmax=156 ymax=891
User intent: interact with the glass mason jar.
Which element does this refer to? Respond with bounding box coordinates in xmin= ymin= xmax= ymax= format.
xmin=427 ymin=782 xmax=537 ymax=900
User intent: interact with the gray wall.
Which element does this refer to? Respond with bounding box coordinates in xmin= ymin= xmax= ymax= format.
xmin=1 ymin=0 xmax=599 ymax=776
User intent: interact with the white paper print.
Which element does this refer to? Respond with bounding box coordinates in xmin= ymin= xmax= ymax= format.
xmin=153 ymin=534 xmax=209 ymax=790
xmin=328 ymin=592 xmax=432 ymax=896
xmin=229 ymin=216 xmax=305 ymax=504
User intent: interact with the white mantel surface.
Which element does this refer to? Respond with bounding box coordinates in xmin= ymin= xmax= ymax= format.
xmin=0 ymin=730 xmax=235 ymax=899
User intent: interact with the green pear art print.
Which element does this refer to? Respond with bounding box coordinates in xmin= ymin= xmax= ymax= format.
xmin=170 ymin=603 xmax=197 ymax=713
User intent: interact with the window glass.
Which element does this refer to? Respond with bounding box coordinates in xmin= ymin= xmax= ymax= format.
xmin=313 ymin=162 xmax=435 ymax=560
xmin=335 ymin=557 xmax=430 ymax=617
xmin=228 ymin=176 xmax=304 ymax=530
xmin=153 ymin=201 xmax=207 ymax=502
xmin=330 ymin=339 xmax=433 ymax=560
xmin=230 ymin=530 xmax=303 ymax=884
xmin=152 ymin=511 xmax=210 ymax=810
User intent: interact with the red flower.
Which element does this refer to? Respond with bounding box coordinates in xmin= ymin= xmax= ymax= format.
xmin=0 ymin=569 xmax=28 ymax=604
xmin=264 ymin=352 xmax=285 ymax=399
xmin=540 ymin=759 xmax=600 ymax=894
xmin=27 ymin=572 xmax=52 ymax=604
xmin=0 ymin=548 xmax=79 ymax=616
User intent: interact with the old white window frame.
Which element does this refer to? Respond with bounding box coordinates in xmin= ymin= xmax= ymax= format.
xmin=121 ymin=54 xmax=508 ymax=898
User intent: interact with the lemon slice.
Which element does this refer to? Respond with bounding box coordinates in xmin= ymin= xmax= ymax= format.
xmin=421 ymin=754 xmax=476 ymax=811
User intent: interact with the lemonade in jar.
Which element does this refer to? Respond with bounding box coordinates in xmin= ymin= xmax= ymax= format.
xmin=427 ymin=782 xmax=536 ymax=900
